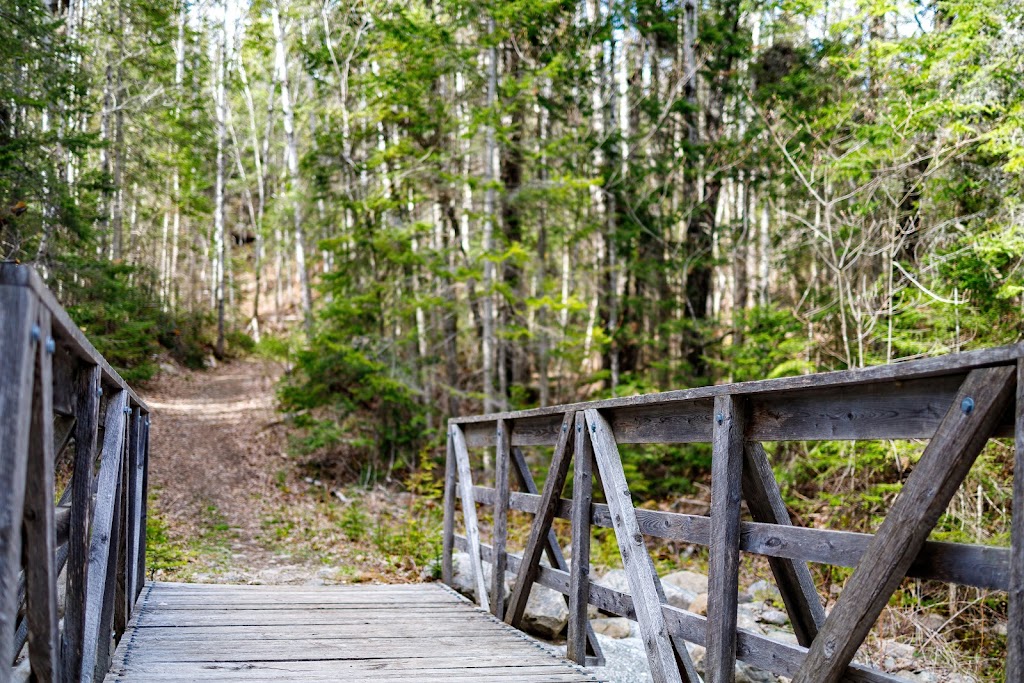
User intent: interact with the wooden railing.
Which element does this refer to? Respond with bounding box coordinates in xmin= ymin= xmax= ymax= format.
xmin=1 ymin=264 xmax=151 ymax=683
xmin=443 ymin=345 xmax=1024 ymax=683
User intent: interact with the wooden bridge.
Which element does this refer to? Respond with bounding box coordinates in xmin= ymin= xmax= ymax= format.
xmin=1 ymin=262 xmax=1023 ymax=682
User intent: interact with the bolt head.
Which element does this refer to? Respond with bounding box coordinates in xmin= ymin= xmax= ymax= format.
xmin=716 ymin=413 xmax=724 ymax=425
xmin=30 ymin=324 xmax=41 ymax=342
xmin=961 ymin=397 xmax=975 ymax=415
xmin=45 ymin=337 xmax=55 ymax=354
xmin=97 ymin=386 xmax=103 ymax=397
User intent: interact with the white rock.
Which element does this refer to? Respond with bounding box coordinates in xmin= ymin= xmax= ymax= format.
xmin=591 ymin=617 xmax=633 ymax=639
xmin=759 ymin=609 xmax=789 ymax=626
xmin=662 ymin=570 xmax=709 ymax=595
xmin=522 ymin=583 xmax=569 ymax=639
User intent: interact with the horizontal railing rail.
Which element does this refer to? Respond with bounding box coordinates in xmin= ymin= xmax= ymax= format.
xmin=443 ymin=345 xmax=1024 ymax=683
xmin=1 ymin=263 xmax=151 ymax=683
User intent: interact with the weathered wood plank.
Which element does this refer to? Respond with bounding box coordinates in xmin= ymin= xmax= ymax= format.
xmin=452 ymin=341 xmax=1022 ymax=426
xmin=459 ymin=374 xmax=1014 ymax=447
xmin=794 ymin=365 xmax=1016 ymax=683
xmin=473 ymin=485 xmax=1010 ymax=589
xmin=1009 ymin=358 xmax=1024 ymax=680
xmin=491 ymin=418 xmax=510 ymax=619
xmin=134 ymin=415 xmax=149 ymax=600
xmin=442 ymin=425 xmax=457 ymax=586
xmin=707 ymin=395 xmax=745 ymax=683
xmin=567 ymin=411 xmax=593 ymax=665
xmin=504 ymin=412 xmax=575 ymax=628
xmin=63 ymin=363 xmax=102 ymax=679
xmin=741 ymin=442 xmax=824 ymax=646
xmin=125 ymin=407 xmax=143 ymax=615
xmin=585 ymin=408 xmax=686 ymax=683
xmin=459 ymin=535 xmax=904 ymax=683
xmin=450 ymin=424 xmax=489 ymax=611
xmin=96 ymin=441 xmax=127 ymax=679
xmin=0 ymin=285 xmax=38 ymax=672
xmin=81 ymin=389 xmax=128 ymax=681
xmin=508 ymin=447 xmax=603 ymax=664
xmin=22 ymin=306 xmax=60 ymax=681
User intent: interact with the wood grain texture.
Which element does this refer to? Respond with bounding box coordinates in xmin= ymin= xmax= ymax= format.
xmin=441 ymin=426 xmax=457 ymax=586
xmin=504 ymin=413 xmax=575 ymax=628
xmin=1007 ymin=358 xmax=1024 ymax=680
xmin=491 ymin=418 xmax=510 ymax=619
xmin=135 ymin=415 xmax=150 ymax=601
xmin=105 ymin=582 xmax=596 ymax=683
xmin=585 ymin=408 xmax=686 ymax=683
xmin=508 ymin=447 xmax=603 ymax=664
xmin=450 ymin=424 xmax=489 ymax=611
xmin=567 ymin=412 xmax=593 ymax=665
xmin=0 ymin=285 xmax=38 ymax=673
xmin=64 ymin=363 xmax=102 ymax=680
xmin=707 ymin=396 xmax=745 ymax=683
xmin=22 ymin=306 xmax=60 ymax=681
xmin=458 ymin=535 xmax=904 ymax=683
xmin=126 ymin=408 xmax=144 ymax=613
xmin=474 ymin=485 xmax=1009 ymax=589
xmin=81 ymin=389 xmax=128 ymax=682
xmin=793 ymin=366 xmax=1016 ymax=683
xmin=741 ymin=442 xmax=824 ymax=646
xmin=96 ymin=455 xmax=126 ymax=680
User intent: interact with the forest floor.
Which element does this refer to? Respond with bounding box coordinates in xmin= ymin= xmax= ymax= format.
xmin=141 ymin=355 xmax=434 ymax=585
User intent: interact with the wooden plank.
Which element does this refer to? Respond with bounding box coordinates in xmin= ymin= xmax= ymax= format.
xmin=707 ymin=395 xmax=745 ymax=683
xmin=96 ymin=448 xmax=127 ymax=680
xmin=459 ymin=374 xmax=1013 ymax=447
xmin=451 ymin=341 xmax=1023 ymax=426
xmin=567 ymin=412 xmax=593 ymax=665
xmin=135 ymin=415 xmax=150 ymax=600
xmin=474 ymin=485 xmax=1010 ymax=589
xmin=585 ymin=408 xmax=685 ymax=683
xmin=126 ymin=408 xmax=144 ymax=609
xmin=63 ymin=363 xmax=102 ymax=679
xmin=441 ymin=424 xmax=457 ymax=586
xmin=115 ymin=426 xmax=131 ymax=637
xmin=459 ymin=535 xmax=903 ymax=683
xmin=0 ymin=285 xmax=38 ymax=672
xmin=491 ymin=418 xmax=510 ymax=619
xmin=22 ymin=306 xmax=60 ymax=681
xmin=450 ymin=424 xmax=489 ymax=611
xmin=794 ymin=365 xmax=1016 ymax=683
xmin=1009 ymin=358 xmax=1024 ymax=680
xmin=81 ymin=389 xmax=128 ymax=681
xmin=741 ymin=442 xmax=824 ymax=646
xmin=504 ymin=412 xmax=575 ymax=628
xmin=507 ymin=448 xmax=603 ymax=663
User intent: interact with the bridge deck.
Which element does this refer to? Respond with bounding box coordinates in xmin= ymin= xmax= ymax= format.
xmin=105 ymin=582 xmax=599 ymax=682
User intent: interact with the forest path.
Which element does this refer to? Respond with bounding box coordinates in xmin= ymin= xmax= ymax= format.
xmin=141 ymin=357 xmax=331 ymax=584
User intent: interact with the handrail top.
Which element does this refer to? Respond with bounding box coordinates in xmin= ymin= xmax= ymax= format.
xmin=451 ymin=341 xmax=1024 ymax=425
xmin=1 ymin=262 xmax=149 ymax=412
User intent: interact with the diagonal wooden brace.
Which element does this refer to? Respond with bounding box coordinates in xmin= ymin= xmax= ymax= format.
xmin=793 ymin=365 xmax=1015 ymax=683
xmin=586 ymin=408 xmax=698 ymax=683
xmin=450 ymin=424 xmax=490 ymax=612
xmin=742 ymin=442 xmax=825 ymax=646
xmin=505 ymin=412 xmax=575 ymax=628
xmin=509 ymin=446 xmax=604 ymax=664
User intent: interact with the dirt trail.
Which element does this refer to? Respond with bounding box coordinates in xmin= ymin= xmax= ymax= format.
xmin=141 ymin=357 xmax=330 ymax=584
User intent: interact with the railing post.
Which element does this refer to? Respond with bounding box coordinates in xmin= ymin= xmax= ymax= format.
xmin=135 ymin=414 xmax=150 ymax=599
xmin=0 ymin=284 xmax=39 ymax=675
xmin=1007 ymin=358 xmax=1024 ymax=678
xmin=23 ymin=306 xmax=60 ymax=681
xmin=441 ymin=423 xmax=457 ymax=586
xmin=491 ymin=419 xmax=510 ymax=619
xmin=63 ymin=364 xmax=101 ymax=681
xmin=567 ymin=411 xmax=593 ymax=665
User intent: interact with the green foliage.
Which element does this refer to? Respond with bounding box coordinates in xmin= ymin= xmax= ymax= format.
xmin=145 ymin=508 xmax=191 ymax=575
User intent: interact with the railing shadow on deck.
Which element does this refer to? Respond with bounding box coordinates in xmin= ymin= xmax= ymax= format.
xmin=444 ymin=343 xmax=1024 ymax=683
xmin=1 ymin=264 xmax=150 ymax=683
